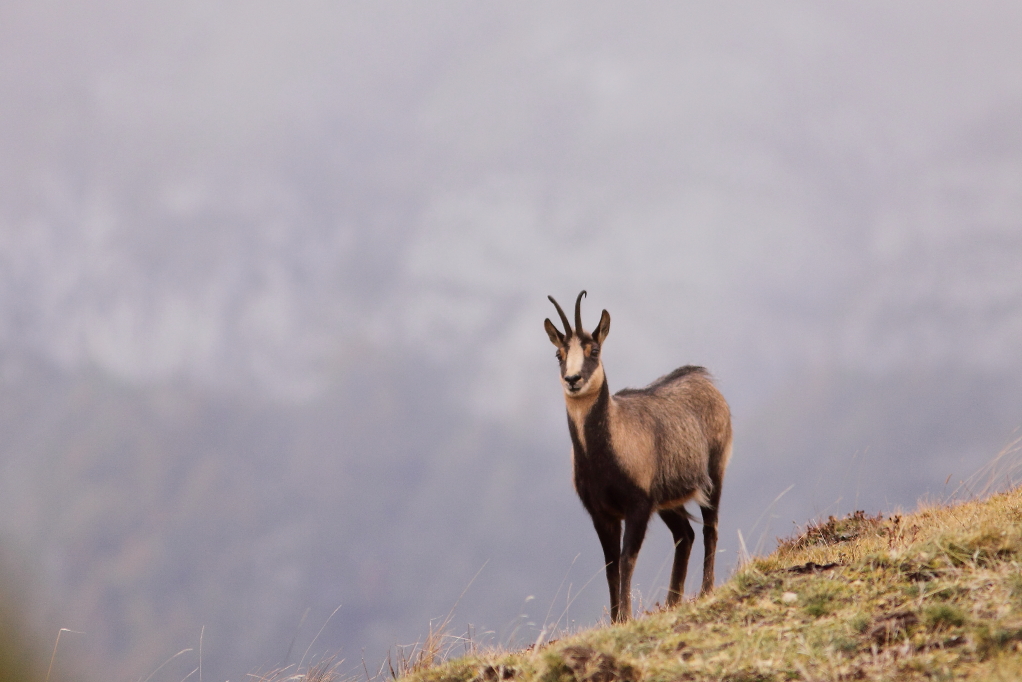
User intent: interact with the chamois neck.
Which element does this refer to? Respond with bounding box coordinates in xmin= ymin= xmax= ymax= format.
xmin=565 ymin=370 xmax=609 ymax=453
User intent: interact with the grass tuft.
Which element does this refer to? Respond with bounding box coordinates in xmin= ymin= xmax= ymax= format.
xmin=923 ymin=603 xmax=967 ymax=631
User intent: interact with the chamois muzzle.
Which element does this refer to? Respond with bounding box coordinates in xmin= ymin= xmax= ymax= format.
xmin=564 ymin=373 xmax=583 ymax=392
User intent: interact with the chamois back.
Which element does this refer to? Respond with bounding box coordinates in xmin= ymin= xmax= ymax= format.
xmin=613 ymin=366 xmax=730 ymax=508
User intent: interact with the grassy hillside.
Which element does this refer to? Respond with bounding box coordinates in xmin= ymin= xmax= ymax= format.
xmin=392 ymin=482 xmax=1022 ymax=681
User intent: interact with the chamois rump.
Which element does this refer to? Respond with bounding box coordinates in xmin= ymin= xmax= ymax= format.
xmin=544 ymin=291 xmax=732 ymax=622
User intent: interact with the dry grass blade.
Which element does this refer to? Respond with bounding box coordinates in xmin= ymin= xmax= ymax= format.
xmin=944 ymin=436 xmax=1022 ymax=504
xmin=246 ymin=658 xmax=343 ymax=682
xmin=387 ymin=562 xmax=489 ymax=679
xmin=45 ymin=628 xmax=83 ymax=682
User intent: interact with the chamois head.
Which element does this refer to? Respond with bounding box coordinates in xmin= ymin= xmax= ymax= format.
xmin=544 ymin=290 xmax=611 ymax=398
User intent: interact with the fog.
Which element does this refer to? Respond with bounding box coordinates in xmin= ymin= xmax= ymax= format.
xmin=1 ymin=3 xmax=1020 ymax=680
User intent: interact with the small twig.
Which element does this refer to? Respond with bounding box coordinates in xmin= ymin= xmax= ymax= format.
xmin=300 ymin=604 xmax=343 ymax=672
xmin=361 ymin=653 xmax=372 ymax=682
xmin=753 ymin=484 xmax=796 ymax=556
xmin=282 ymin=607 xmax=311 ymax=668
xmin=736 ymin=529 xmax=751 ymax=567
xmin=545 ymin=560 xmax=607 ymax=647
xmin=538 ymin=552 xmax=581 ymax=646
xmin=46 ymin=628 xmax=83 ymax=682
xmin=140 ymin=648 xmax=193 ymax=682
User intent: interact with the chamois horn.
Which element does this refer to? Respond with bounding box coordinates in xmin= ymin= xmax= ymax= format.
xmin=548 ymin=295 xmax=573 ymax=338
xmin=574 ymin=290 xmax=587 ymax=335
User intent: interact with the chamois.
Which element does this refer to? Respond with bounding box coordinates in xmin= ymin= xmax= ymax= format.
xmin=544 ymin=291 xmax=732 ymax=622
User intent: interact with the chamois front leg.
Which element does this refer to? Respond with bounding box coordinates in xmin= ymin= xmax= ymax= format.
xmin=617 ymin=505 xmax=652 ymax=621
xmin=591 ymin=515 xmax=622 ymax=623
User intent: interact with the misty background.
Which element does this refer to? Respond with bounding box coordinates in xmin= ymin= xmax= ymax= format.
xmin=1 ymin=2 xmax=1021 ymax=680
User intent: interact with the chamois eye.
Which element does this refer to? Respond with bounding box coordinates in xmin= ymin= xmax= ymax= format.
xmin=591 ymin=346 xmax=599 ymax=358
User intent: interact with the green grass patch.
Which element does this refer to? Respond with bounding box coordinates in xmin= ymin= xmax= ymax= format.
xmin=399 ymin=486 xmax=1022 ymax=682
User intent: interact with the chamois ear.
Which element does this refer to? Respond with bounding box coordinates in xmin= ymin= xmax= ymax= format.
xmin=593 ymin=309 xmax=610 ymax=345
xmin=544 ymin=318 xmax=566 ymax=347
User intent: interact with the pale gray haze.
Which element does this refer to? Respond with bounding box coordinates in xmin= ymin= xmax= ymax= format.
xmin=1 ymin=3 xmax=1020 ymax=680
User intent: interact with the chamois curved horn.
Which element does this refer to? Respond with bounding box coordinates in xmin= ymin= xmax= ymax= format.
xmin=574 ymin=290 xmax=587 ymax=335
xmin=548 ymin=295 xmax=573 ymax=338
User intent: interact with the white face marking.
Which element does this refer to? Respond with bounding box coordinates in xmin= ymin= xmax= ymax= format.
xmin=564 ymin=337 xmax=585 ymax=378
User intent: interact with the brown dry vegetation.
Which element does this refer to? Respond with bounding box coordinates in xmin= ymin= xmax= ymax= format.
xmin=393 ymin=478 xmax=1022 ymax=681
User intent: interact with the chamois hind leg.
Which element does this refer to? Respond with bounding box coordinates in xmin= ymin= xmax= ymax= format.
xmin=658 ymin=508 xmax=695 ymax=606
xmin=699 ymin=483 xmax=723 ymax=595
xmin=591 ymin=514 xmax=622 ymax=623
xmin=618 ymin=505 xmax=652 ymax=621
